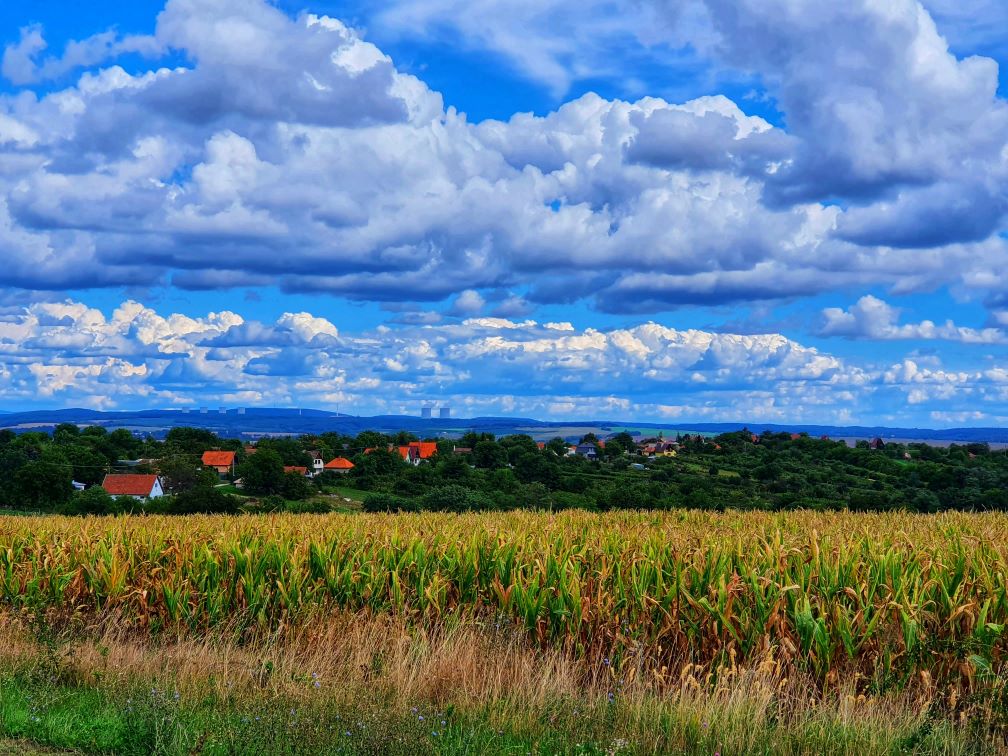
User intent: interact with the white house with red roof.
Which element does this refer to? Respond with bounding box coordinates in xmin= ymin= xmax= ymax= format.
xmin=102 ymin=474 xmax=164 ymax=500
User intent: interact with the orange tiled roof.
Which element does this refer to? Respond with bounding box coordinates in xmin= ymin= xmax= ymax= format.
xmin=202 ymin=450 xmax=236 ymax=467
xmin=409 ymin=441 xmax=438 ymax=459
xmin=102 ymin=474 xmax=158 ymax=496
xmin=284 ymin=466 xmax=308 ymax=474
xmin=324 ymin=457 xmax=355 ymax=470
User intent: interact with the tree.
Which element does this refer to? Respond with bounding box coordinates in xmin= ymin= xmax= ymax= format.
xmin=0 ymin=446 xmax=28 ymax=506
xmin=12 ymin=461 xmax=73 ymax=509
xmin=351 ymin=447 xmax=400 ymax=482
xmin=472 ymin=439 xmax=507 ymax=469
xmin=281 ymin=471 xmax=313 ymax=500
xmin=605 ymin=432 xmax=636 ymax=457
xmin=63 ymin=444 xmax=109 ymax=486
xmin=257 ymin=437 xmax=312 ymax=466
xmin=165 ymin=427 xmax=221 ymax=455
xmin=236 ymin=449 xmax=285 ymax=495
xmin=436 ymin=452 xmax=472 ymax=482
xmin=52 ymin=423 xmax=81 ymax=444
xmin=513 ymin=451 xmax=559 ymax=487
xmin=159 ymin=456 xmax=215 ymax=494
xmin=545 ymin=437 xmax=568 ymax=456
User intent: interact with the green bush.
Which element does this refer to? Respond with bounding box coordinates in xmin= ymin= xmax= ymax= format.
xmin=55 ymin=486 xmax=117 ymax=516
xmin=282 ymin=498 xmax=330 ymax=514
xmin=169 ymin=486 xmax=240 ymax=514
xmin=362 ymin=492 xmax=413 ymax=513
xmin=420 ymin=484 xmax=492 ymax=513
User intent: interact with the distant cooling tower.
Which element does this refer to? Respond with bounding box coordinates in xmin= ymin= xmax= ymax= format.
xmin=218 ymin=407 xmax=227 ymax=415
xmin=199 ymin=407 xmax=209 ymax=414
xmin=421 ymin=406 xmax=433 ymax=419
xmin=439 ymin=407 xmax=451 ymax=419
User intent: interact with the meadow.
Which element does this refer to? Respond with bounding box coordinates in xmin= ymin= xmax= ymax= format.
xmin=0 ymin=509 xmax=1005 ymax=753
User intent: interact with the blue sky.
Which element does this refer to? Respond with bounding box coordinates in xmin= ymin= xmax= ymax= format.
xmin=0 ymin=0 xmax=1007 ymax=426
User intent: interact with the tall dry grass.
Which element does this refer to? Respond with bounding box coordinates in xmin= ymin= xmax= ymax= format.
xmin=0 ymin=609 xmax=1000 ymax=755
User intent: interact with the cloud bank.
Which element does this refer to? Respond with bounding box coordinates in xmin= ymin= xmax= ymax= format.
xmin=0 ymin=0 xmax=1006 ymax=424
xmin=0 ymin=0 xmax=1004 ymax=314
xmin=0 ymin=297 xmax=1004 ymax=425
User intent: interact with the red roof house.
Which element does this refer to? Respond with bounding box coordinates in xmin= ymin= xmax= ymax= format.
xmin=324 ymin=457 xmax=355 ymax=473
xmin=395 ymin=441 xmax=438 ymax=465
xmin=201 ymin=450 xmax=236 ymax=475
xmin=102 ymin=474 xmax=164 ymax=499
xmin=284 ymin=466 xmax=308 ymax=475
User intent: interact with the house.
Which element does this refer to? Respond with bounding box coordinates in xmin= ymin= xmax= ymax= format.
xmin=306 ymin=450 xmax=325 ymax=476
xmin=324 ymin=457 xmax=355 ymax=473
xmin=657 ymin=441 xmax=678 ymax=457
xmin=639 ymin=442 xmax=658 ymax=457
xmin=452 ymin=446 xmax=472 ymax=455
xmin=869 ymin=437 xmax=886 ymax=450
xmin=243 ymin=444 xmax=257 ymax=456
xmin=102 ymin=474 xmax=164 ymax=500
xmin=201 ymin=450 xmax=236 ymax=476
xmin=284 ymin=466 xmax=309 ymax=476
xmin=397 ymin=441 xmax=438 ymax=466
xmin=574 ymin=443 xmax=598 ymax=460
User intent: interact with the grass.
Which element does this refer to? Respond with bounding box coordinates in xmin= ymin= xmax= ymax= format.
xmin=0 ymin=611 xmax=999 ymax=755
xmin=212 ymin=484 xmax=247 ymax=497
xmin=328 ymin=485 xmax=371 ymax=503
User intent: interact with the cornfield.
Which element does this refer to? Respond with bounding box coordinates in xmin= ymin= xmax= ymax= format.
xmin=1 ymin=510 xmax=1005 ymax=690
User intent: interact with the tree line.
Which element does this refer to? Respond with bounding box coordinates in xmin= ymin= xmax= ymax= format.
xmin=1 ymin=424 xmax=1006 ymax=515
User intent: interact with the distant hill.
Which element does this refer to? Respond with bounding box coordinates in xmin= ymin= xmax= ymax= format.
xmin=1 ymin=407 xmax=1007 ymax=444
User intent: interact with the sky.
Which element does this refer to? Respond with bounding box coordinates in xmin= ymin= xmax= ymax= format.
xmin=0 ymin=0 xmax=1007 ymax=426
